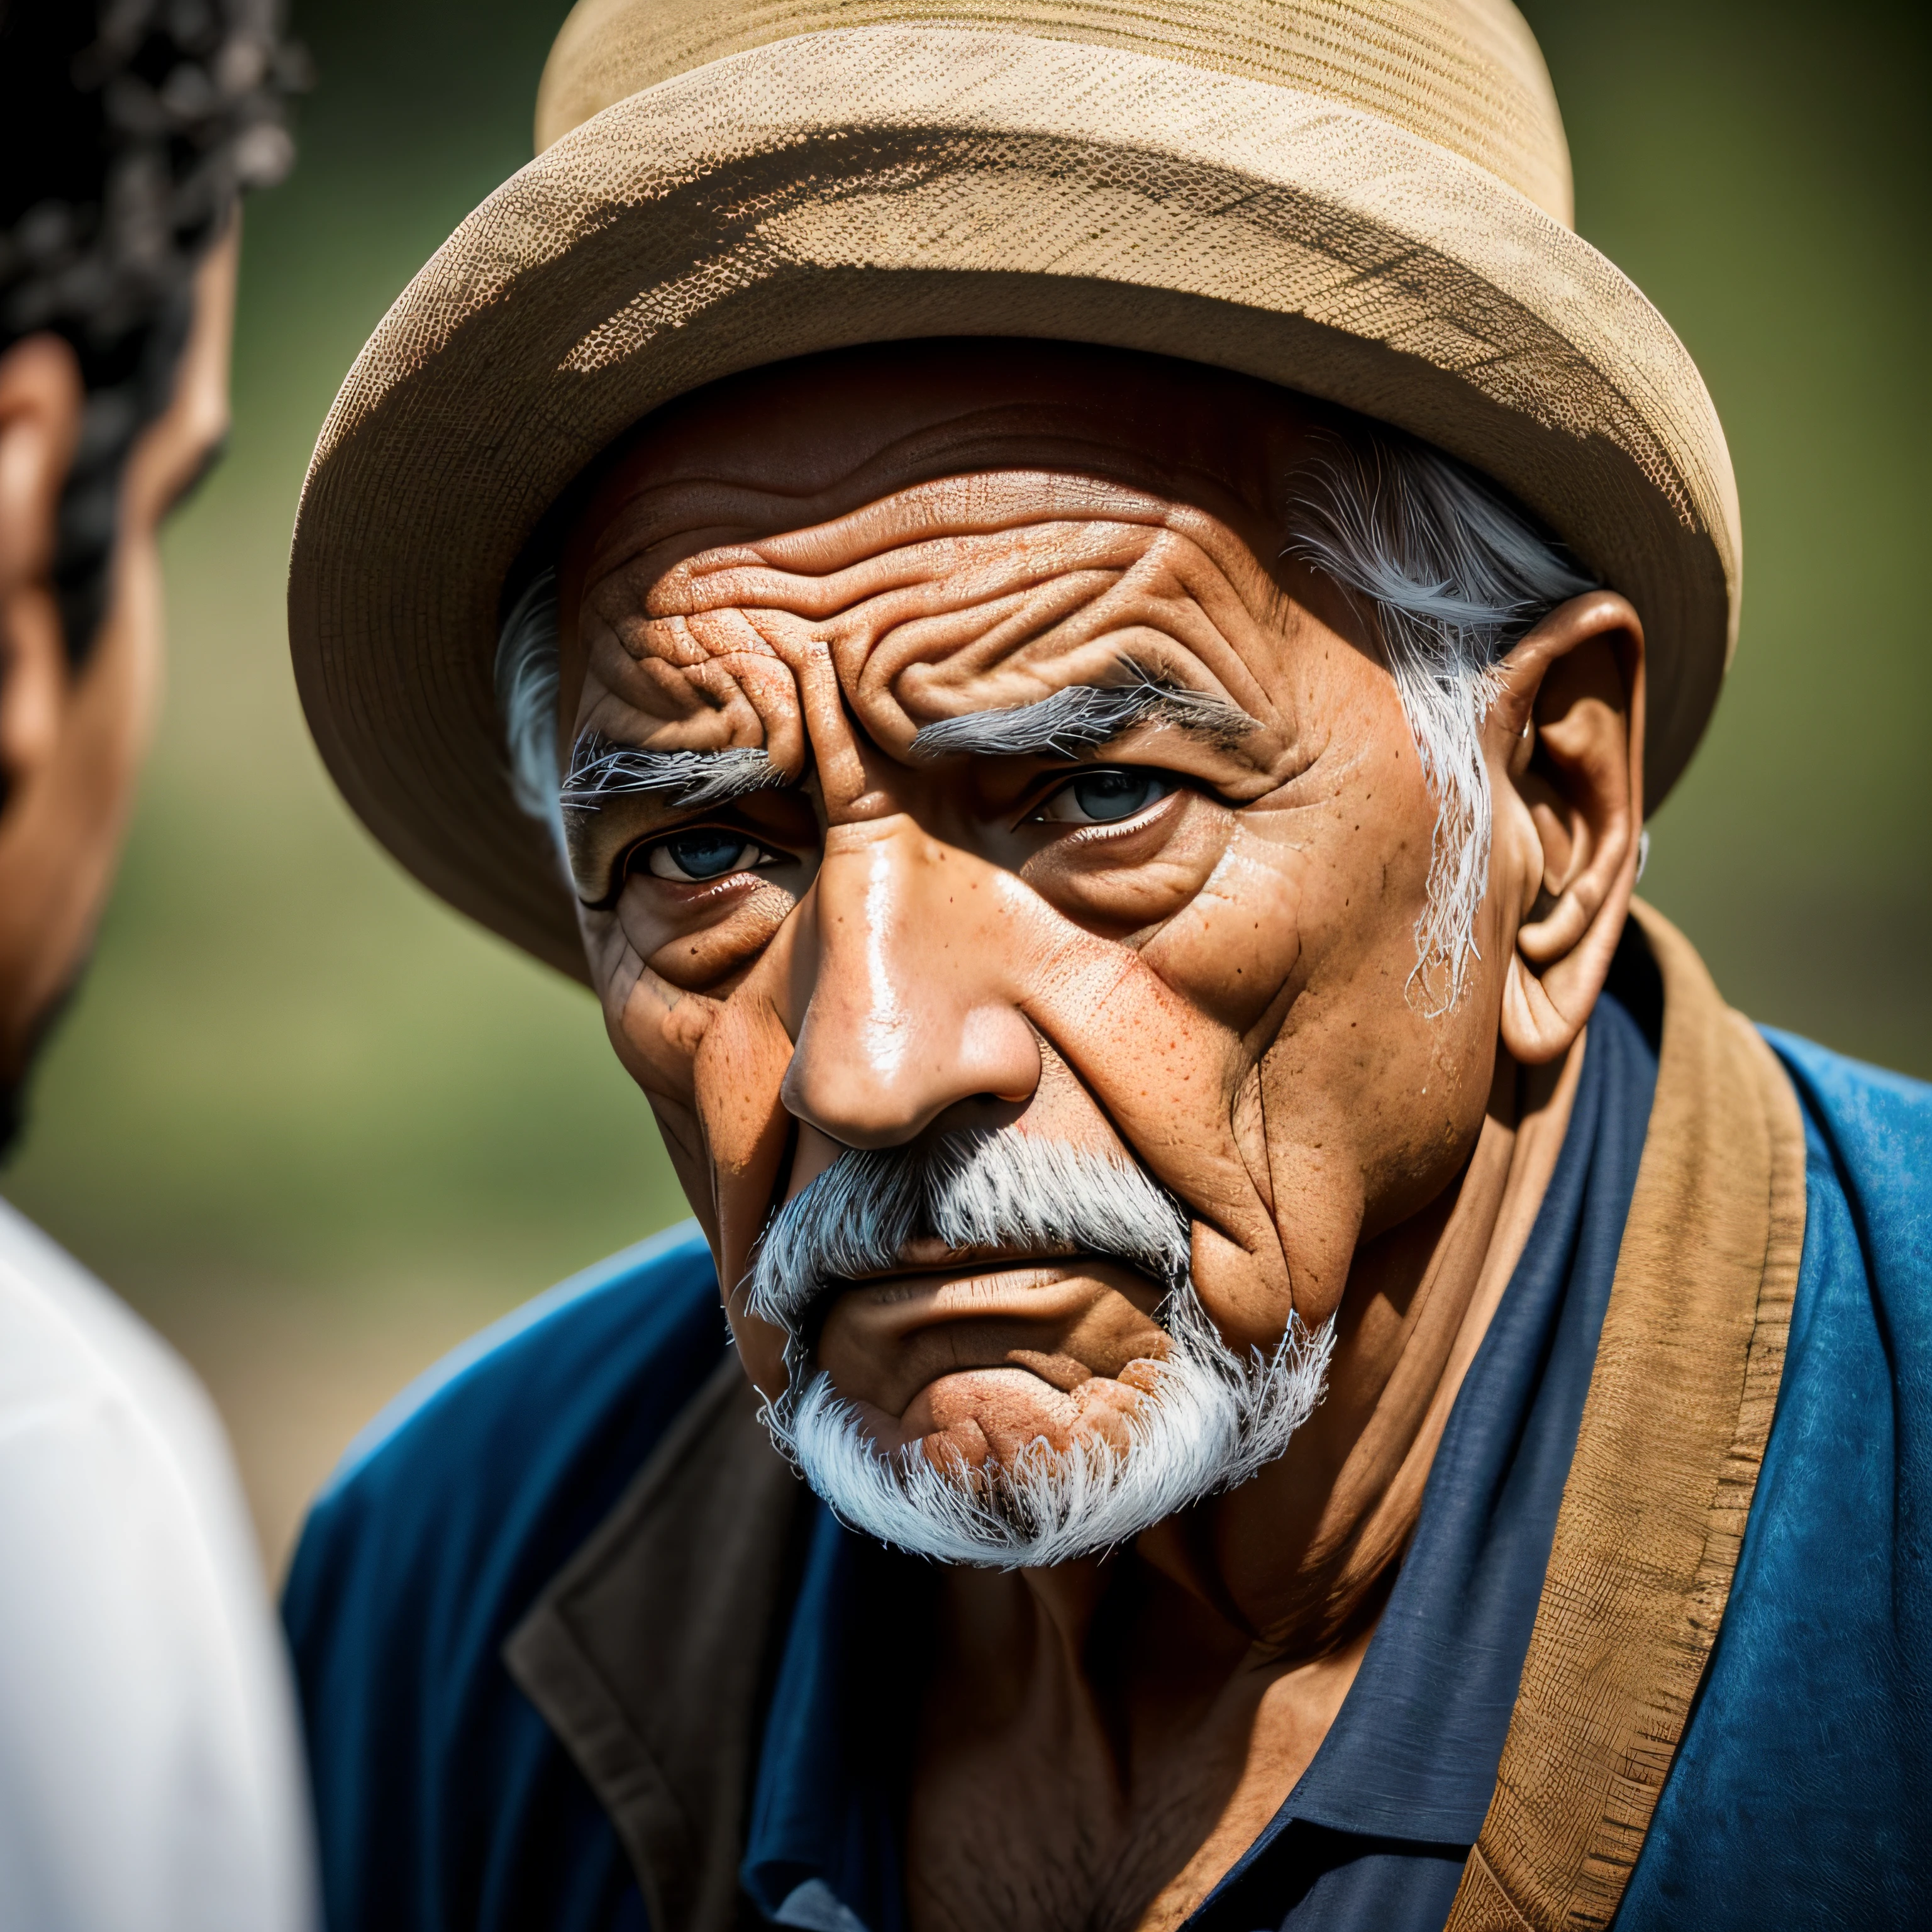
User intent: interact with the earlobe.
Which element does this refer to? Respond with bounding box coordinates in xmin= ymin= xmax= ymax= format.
xmin=1491 ymin=591 xmax=1646 ymax=1065
xmin=1501 ymin=947 xmax=1596 ymax=1063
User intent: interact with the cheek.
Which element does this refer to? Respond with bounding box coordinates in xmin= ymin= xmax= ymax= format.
xmin=1246 ymin=758 xmax=1501 ymax=1242
xmin=1135 ymin=818 xmax=1310 ymax=1036
xmin=687 ymin=947 xmax=811 ymax=1353
xmin=580 ymin=910 xmax=715 ymax=1109
xmin=582 ymin=905 xmax=800 ymax=1401
xmin=1262 ymin=717 xmax=1441 ymax=1038
xmin=726 ymin=1307 xmax=791 ymax=1405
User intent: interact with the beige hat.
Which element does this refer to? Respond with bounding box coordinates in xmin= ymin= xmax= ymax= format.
xmin=289 ymin=0 xmax=1740 ymax=984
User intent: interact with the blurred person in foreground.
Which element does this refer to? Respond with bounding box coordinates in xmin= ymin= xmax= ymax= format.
xmin=282 ymin=1 xmax=1931 ymax=1928
xmin=0 ymin=3 xmax=314 ymax=1928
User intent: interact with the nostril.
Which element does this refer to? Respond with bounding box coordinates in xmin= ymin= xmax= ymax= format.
xmin=960 ymin=1004 xmax=1041 ymax=1106
xmin=779 ymin=1002 xmax=1040 ymax=1149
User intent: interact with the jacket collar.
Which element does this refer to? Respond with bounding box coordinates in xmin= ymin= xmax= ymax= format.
xmin=504 ymin=1355 xmax=816 ymax=1932
xmin=1443 ymin=902 xmax=1806 ymax=1930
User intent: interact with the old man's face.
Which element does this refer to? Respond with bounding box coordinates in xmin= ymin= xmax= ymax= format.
xmin=553 ymin=342 xmax=1635 ymax=1561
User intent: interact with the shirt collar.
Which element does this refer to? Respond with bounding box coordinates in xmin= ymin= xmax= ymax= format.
xmin=741 ymin=1505 xmax=918 ymax=1932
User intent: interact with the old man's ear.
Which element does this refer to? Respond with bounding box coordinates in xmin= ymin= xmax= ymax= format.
xmin=1489 ymin=590 xmax=1646 ymax=1065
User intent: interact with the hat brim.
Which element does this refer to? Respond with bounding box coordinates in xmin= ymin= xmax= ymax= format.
xmin=289 ymin=25 xmax=1740 ymax=985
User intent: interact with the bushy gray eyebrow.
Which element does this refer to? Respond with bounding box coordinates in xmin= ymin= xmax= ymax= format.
xmin=560 ymin=736 xmax=784 ymax=813
xmin=908 ymin=665 xmax=1257 ymax=762
xmin=559 ymin=665 xmax=1256 ymax=814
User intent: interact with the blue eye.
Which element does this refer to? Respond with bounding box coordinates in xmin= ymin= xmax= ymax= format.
xmin=643 ymin=830 xmax=763 ymax=882
xmin=1033 ymin=769 xmax=1177 ymax=826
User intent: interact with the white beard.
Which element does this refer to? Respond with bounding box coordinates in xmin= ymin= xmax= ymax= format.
xmin=750 ymin=1135 xmax=1334 ymax=1568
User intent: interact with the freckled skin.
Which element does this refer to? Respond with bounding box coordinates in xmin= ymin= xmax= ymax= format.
xmin=558 ymin=342 xmax=1646 ymax=1932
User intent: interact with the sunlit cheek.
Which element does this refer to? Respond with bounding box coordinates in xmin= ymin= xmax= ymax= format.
xmin=692 ymin=983 xmax=800 ymax=1387
xmin=1287 ymin=799 xmax=1436 ymax=1009
xmin=1137 ymin=825 xmax=1307 ymax=1035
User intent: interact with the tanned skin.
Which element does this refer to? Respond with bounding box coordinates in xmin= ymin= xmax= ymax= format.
xmin=0 ymin=231 xmax=238 ymax=1092
xmin=554 ymin=342 xmax=1645 ymax=1932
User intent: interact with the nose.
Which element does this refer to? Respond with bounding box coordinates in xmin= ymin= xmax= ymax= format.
xmin=780 ymin=816 xmax=1041 ymax=1148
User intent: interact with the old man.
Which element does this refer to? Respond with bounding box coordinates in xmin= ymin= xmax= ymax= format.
xmin=282 ymin=2 xmax=1929 ymax=1929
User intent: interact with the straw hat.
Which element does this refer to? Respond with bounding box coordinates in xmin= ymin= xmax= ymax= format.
xmin=289 ymin=0 xmax=1740 ymax=984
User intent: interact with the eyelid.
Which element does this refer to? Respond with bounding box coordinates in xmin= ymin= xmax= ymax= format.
xmin=1024 ymin=766 xmax=1181 ymax=826
xmin=628 ymin=826 xmax=796 ymax=886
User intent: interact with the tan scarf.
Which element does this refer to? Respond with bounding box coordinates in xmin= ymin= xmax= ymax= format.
xmin=1444 ymin=902 xmax=1806 ymax=1930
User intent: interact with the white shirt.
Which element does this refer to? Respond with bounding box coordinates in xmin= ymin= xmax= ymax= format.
xmin=0 ymin=1199 xmax=316 ymax=1932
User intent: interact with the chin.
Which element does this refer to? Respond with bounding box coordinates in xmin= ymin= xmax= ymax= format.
xmin=765 ymin=1296 xmax=1336 ymax=1570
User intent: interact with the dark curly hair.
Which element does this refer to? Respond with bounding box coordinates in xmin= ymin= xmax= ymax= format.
xmin=0 ymin=0 xmax=307 ymax=663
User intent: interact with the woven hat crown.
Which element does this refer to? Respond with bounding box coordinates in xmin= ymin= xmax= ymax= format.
xmin=537 ymin=0 xmax=1573 ymax=223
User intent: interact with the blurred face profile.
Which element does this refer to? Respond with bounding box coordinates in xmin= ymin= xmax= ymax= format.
xmin=0 ymin=228 xmax=239 ymax=1130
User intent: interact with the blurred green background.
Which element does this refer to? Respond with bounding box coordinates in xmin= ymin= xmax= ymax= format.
xmin=3 ymin=0 xmax=1927 ymax=1570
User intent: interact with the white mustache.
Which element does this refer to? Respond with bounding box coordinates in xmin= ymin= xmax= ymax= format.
xmin=742 ymin=1132 xmax=1192 ymax=1335
xmin=745 ymin=1129 xmax=1337 ymax=1568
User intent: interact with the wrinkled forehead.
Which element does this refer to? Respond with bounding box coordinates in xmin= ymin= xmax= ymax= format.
xmin=566 ymin=340 xmax=1321 ymax=587
xmin=553 ymin=344 xmax=1341 ymax=889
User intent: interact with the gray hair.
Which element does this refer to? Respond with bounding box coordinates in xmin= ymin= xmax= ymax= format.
xmin=746 ymin=1131 xmax=1191 ymax=1335
xmin=495 ymin=422 xmax=1594 ymax=1003
xmin=1284 ymin=438 xmax=1594 ymax=1006
xmin=495 ymin=569 xmax=567 ymax=865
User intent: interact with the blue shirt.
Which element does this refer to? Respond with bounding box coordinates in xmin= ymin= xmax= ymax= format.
xmin=284 ymin=1011 xmax=1932 ymax=1931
